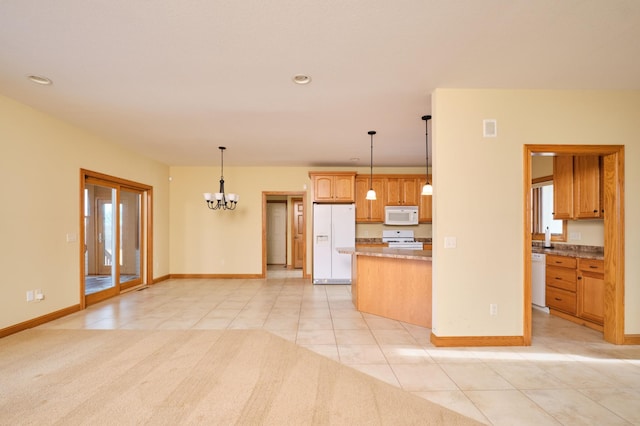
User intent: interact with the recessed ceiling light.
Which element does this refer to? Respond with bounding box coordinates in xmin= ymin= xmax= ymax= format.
xmin=292 ymin=74 xmax=311 ymax=85
xmin=28 ymin=75 xmax=53 ymax=85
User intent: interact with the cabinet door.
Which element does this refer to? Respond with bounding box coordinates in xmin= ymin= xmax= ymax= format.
xmin=368 ymin=178 xmax=386 ymax=221
xmin=355 ymin=176 xmax=370 ymax=222
xmin=313 ymin=175 xmax=335 ymax=202
xmin=385 ymin=178 xmax=402 ymax=205
xmin=577 ymin=272 xmax=604 ymax=324
xmin=417 ymin=176 xmax=432 ymax=223
xmin=333 ymin=174 xmax=355 ymax=202
xmin=401 ymin=178 xmax=419 ymax=206
xmin=355 ymin=177 xmax=385 ymax=222
xmin=573 ymin=155 xmax=601 ymax=219
xmin=553 ymin=156 xmax=573 ymax=220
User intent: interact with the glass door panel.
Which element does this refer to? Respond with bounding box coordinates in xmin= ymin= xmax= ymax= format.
xmin=119 ymin=188 xmax=142 ymax=290
xmin=84 ymin=182 xmax=117 ymax=297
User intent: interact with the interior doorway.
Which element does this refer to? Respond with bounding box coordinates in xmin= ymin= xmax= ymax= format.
xmin=81 ymin=169 xmax=152 ymax=307
xmin=262 ymin=192 xmax=307 ymax=279
xmin=524 ymin=145 xmax=625 ymax=345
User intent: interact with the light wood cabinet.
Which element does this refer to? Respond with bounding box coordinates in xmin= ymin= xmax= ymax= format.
xmin=577 ymin=258 xmax=604 ymax=325
xmin=355 ymin=176 xmax=386 ymax=222
xmin=553 ymin=156 xmax=601 ymax=220
xmin=417 ymin=176 xmax=432 ymax=223
xmin=546 ymin=254 xmax=604 ymax=329
xmin=546 ymin=254 xmax=577 ymax=314
xmin=309 ymin=172 xmax=356 ymax=203
xmin=573 ymin=156 xmax=601 ymax=219
xmin=552 ymin=156 xmax=574 ymax=220
xmin=354 ymin=174 xmax=430 ymax=222
xmin=385 ymin=177 xmax=419 ymax=206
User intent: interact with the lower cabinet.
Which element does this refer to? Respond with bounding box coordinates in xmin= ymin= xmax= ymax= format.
xmin=577 ymin=258 xmax=605 ymax=324
xmin=545 ymin=254 xmax=604 ymax=329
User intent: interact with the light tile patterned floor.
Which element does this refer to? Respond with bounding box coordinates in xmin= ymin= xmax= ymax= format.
xmin=40 ymin=272 xmax=640 ymax=425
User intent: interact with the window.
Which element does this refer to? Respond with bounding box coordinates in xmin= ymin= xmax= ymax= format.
xmin=531 ymin=176 xmax=567 ymax=241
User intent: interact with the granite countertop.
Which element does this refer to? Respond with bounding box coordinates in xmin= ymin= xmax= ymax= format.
xmin=532 ymin=243 xmax=604 ymax=260
xmin=338 ymin=247 xmax=432 ymax=261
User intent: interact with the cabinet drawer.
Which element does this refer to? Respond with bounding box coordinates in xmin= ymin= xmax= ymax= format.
xmin=546 ymin=254 xmax=577 ymax=269
xmin=546 ymin=265 xmax=577 ymax=292
xmin=546 ymin=286 xmax=577 ymax=315
xmin=578 ymin=258 xmax=604 ymax=274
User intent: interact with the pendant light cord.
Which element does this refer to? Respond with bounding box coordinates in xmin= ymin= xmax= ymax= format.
xmin=422 ymin=116 xmax=431 ymax=184
xmin=368 ymin=131 xmax=376 ymax=190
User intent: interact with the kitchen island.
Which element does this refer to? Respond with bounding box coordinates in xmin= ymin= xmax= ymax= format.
xmin=338 ymin=247 xmax=432 ymax=328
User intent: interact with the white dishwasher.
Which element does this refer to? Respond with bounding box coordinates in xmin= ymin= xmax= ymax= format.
xmin=531 ymin=253 xmax=549 ymax=313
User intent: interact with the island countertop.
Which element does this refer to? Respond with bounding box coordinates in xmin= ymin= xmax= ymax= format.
xmin=337 ymin=247 xmax=432 ymax=261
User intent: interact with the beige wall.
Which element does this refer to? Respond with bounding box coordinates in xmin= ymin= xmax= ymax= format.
xmin=432 ymin=89 xmax=640 ymax=336
xmin=168 ymin=166 xmax=426 ymax=274
xmin=0 ymin=95 xmax=170 ymax=329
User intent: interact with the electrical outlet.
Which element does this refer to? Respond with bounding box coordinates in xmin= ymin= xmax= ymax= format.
xmin=570 ymin=232 xmax=581 ymax=241
xmin=35 ymin=289 xmax=44 ymax=301
xmin=490 ymin=304 xmax=498 ymax=316
xmin=26 ymin=290 xmax=34 ymax=302
xmin=444 ymin=236 xmax=457 ymax=249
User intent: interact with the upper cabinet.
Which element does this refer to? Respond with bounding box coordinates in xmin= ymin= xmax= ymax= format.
xmin=417 ymin=176 xmax=432 ymax=223
xmin=309 ymin=172 xmax=356 ymax=203
xmin=573 ymin=156 xmax=602 ymax=219
xmin=385 ymin=177 xmax=419 ymax=206
xmin=355 ymin=176 xmax=386 ymax=222
xmin=353 ymin=174 xmax=431 ymax=223
xmin=553 ymin=156 xmax=602 ymax=220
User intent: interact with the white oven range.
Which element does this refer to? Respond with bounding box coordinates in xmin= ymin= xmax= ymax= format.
xmin=382 ymin=230 xmax=424 ymax=250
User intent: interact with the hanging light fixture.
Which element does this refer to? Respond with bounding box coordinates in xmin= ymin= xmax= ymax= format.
xmin=203 ymin=146 xmax=239 ymax=210
xmin=421 ymin=115 xmax=433 ymax=196
xmin=365 ymin=130 xmax=377 ymax=200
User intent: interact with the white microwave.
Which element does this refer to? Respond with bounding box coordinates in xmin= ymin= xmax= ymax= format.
xmin=384 ymin=206 xmax=419 ymax=225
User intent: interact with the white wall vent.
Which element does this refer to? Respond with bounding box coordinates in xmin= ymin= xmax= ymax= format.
xmin=483 ymin=119 xmax=497 ymax=138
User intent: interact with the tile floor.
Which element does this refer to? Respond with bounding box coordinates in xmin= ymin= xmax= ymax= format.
xmin=40 ymin=270 xmax=640 ymax=425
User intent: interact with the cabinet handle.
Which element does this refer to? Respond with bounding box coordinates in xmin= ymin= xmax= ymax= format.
xmin=555 ymin=277 xmax=562 ymax=280
xmin=593 ymin=210 xmax=598 ymax=213
xmin=555 ymin=297 xmax=562 ymax=301
xmin=589 ymin=265 xmax=598 ymax=269
xmin=577 ymin=276 xmax=582 ymax=280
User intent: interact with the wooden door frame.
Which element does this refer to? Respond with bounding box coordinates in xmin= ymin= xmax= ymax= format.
xmin=262 ymin=191 xmax=307 ymax=278
xmin=80 ymin=169 xmax=153 ymax=309
xmin=523 ymin=145 xmax=625 ymax=345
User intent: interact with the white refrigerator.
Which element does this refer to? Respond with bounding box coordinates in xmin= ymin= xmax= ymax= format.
xmin=312 ymin=203 xmax=355 ymax=284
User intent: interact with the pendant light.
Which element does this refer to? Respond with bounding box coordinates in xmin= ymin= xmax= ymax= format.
xmin=421 ymin=115 xmax=433 ymax=196
xmin=203 ymin=146 xmax=239 ymax=210
xmin=365 ymin=131 xmax=377 ymax=200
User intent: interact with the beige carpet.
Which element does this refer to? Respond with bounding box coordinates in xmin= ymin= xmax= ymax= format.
xmin=0 ymin=329 xmax=481 ymax=425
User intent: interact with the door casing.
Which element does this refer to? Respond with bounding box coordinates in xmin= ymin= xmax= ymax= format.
xmin=523 ymin=145 xmax=625 ymax=345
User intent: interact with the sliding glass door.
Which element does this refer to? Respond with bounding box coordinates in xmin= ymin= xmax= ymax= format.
xmin=82 ymin=171 xmax=149 ymax=306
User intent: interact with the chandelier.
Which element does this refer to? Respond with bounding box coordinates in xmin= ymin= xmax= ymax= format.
xmin=203 ymin=146 xmax=239 ymax=210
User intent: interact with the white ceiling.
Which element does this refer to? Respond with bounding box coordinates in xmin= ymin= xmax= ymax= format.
xmin=1 ymin=1 xmax=639 ymax=167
